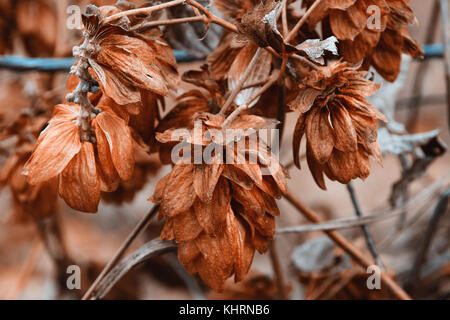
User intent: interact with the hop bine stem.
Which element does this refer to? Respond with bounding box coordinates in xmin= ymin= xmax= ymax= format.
xmin=220 ymin=48 xmax=264 ymax=116
xmin=103 ymin=0 xmax=186 ymax=24
xmin=66 ymin=35 xmax=97 ymax=142
xmin=103 ymin=0 xmax=320 ymax=75
xmin=83 ymin=205 xmax=160 ymax=300
xmin=283 ymin=191 xmax=412 ymax=300
xmin=222 ymin=70 xmax=280 ymax=128
xmin=286 ymin=0 xmax=324 ymax=43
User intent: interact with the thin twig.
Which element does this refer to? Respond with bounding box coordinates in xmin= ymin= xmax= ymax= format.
xmin=269 ymin=240 xmax=288 ymax=299
xmin=132 ymin=15 xmax=207 ymax=30
xmin=220 ymin=47 xmax=263 ymax=116
xmin=285 ymin=0 xmax=324 ymax=43
xmin=439 ymin=0 xmax=450 ymax=133
xmin=82 ymin=205 xmax=160 ymax=300
xmin=283 ymin=191 xmax=412 ymax=300
xmin=379 ymin=189 xmax=440 ymax=251
xmin=405 ymin=0 xmax=440 ymax=131
xmin=103 ymin=0 xmax=186 ymax=24
xmin=407 ymin=188 xmax=450 ymax=287
xmin=277 ymin=178 xmax=445 ymax=235
xmin=291 ymin=53 xmax=321 ymax=70
xmin=320 ymin=269 xmax=360 ymax=300
xmin=186 ymin=0 xmax=238 ymax=33
xmin=281 ymin=0 xmax=289 ymax=36
xmin=347 ymin=182 xmax=385 ymax=271
xmin=222 ymin=104 xmax=248 ymax=128
xmin=276 ymin=206 xmax=409 ymax=234
xmin=240 ymin=78 xmax=272 ymax=91
xmin=306 ymin=273 xmax=341 ymax=300
xmin=276 ymin=85 xmax=286 ymax=143
xmin=278 ymin=171 xmax=450 ymax=235
xmin=222 ymin=70 xmax=279 ymax=128
xmin=91 ymin=239 xmax=177 ymax=300
xmin=33 ymin=214 xmax=74 ymax=297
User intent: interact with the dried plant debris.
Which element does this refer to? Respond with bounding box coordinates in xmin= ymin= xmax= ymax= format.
xmin=367 ymin=54 xmax=447 ymax=207
xmin=292 ymin=237 xmax=351 ymax=274
xmin=296 ymin=36 xmax=339 ymax=65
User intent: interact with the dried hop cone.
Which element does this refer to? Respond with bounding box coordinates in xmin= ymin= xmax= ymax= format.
xmin=303 ymin=0 xmax=423 ymax=81
xmin=24 ymin=104 xmax=134 ymax=213
xmin=290 ymin=61 xmax=387 ymax=190
xmin=78 ymin=4 xmax=179 ymax=106
xmin=150 ymin=113 xmax=288 ymax=291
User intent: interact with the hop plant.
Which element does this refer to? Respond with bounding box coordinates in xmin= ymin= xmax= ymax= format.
xmin=2 ymin=0 xmax=436 ymax=299
xmin=152 ymin=113 xmax=288 ymax=291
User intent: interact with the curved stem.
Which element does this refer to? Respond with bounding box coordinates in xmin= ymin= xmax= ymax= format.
xmin=91 ymin=239 xmax=177 ymax=300
xmin=82 ymin=205 xmax=160 ymax=300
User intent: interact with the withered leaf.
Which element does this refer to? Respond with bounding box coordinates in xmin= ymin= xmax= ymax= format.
xmin=59 ymin=142 xmax=100 ymax=213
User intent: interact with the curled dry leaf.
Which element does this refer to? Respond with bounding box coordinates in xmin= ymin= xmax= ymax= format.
xmin=237 ymin=1 xmax=295 ymax=53
xmin=296 ymin=36 xmax=339 ymax=65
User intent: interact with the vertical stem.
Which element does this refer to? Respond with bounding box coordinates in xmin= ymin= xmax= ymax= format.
xmin=406 ymin=1 xmax=441 ymax=132
xmin=269 ymin=240 xmax=288 ymax=300
xmin=276 ymin=85 xmax=286 ymax=144
xmin=281 ymin=0 xmax=289 ymax=36
xmin=407 ymin=189 xmax=450 ymax=289
xmin=440 ymin=0 xmax=450 ymax=133
xmin=347 ymin=183 xmax=385 ymax=271
xmin=67 ymin=36 xmax=95 ymax=142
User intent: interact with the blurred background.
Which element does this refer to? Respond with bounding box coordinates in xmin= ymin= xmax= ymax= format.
xmin=0 ymin=0 xmax=448 ymax=300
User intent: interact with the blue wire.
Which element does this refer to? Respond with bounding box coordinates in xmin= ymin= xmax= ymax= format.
xmin=0 ymin=46 xmax=444 ymax=72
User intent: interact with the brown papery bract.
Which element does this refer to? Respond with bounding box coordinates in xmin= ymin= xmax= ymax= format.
xmin=24 ymin=104 xmax=135 ymax=213
xmin=151 ymin=113 xmax=288 ymax=291
xmin=303 ymin=0 xmax=423 ymax=81
xmin=289 ymin=61 xmax=386 ymax=189
xmin=2 ymin=0 xmax=433 ymax=299
xmin=81 ymin=4 xmax=179 ymax=105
